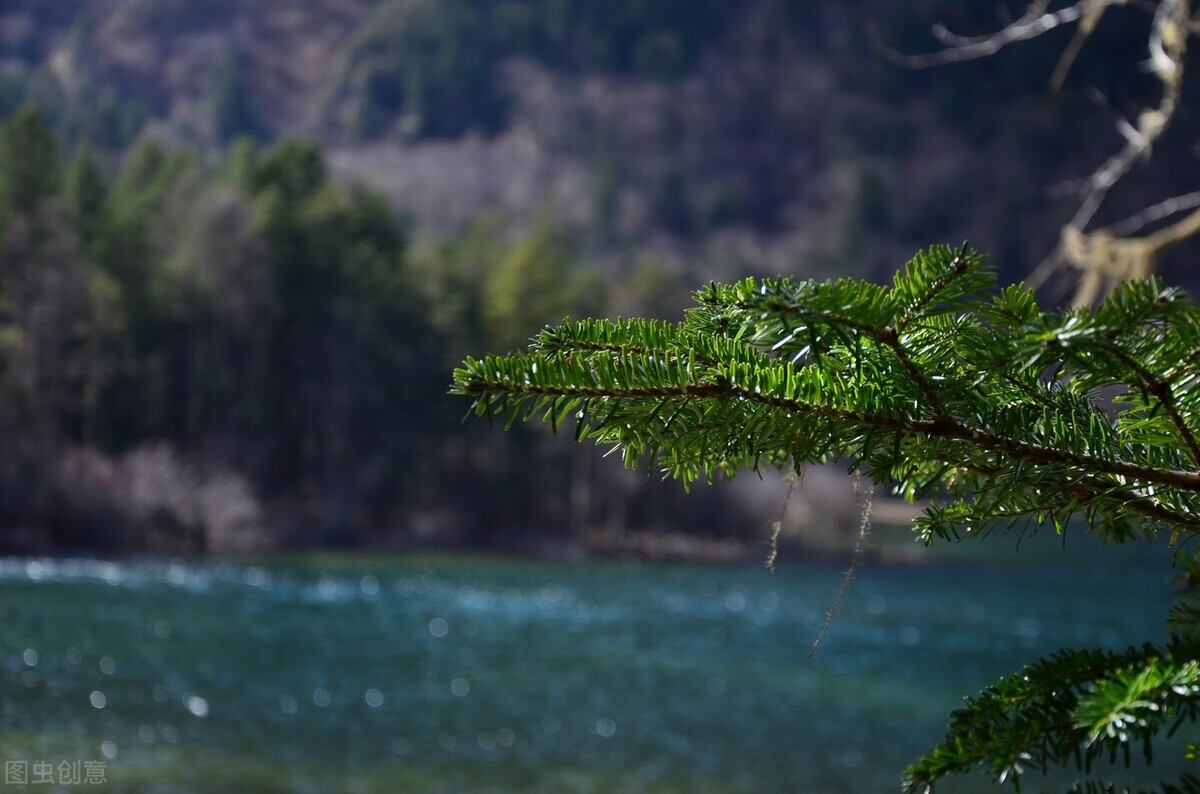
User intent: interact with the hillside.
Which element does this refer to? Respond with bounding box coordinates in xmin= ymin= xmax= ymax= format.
xmin=4 ymin=1 xmax=1174 ymax=282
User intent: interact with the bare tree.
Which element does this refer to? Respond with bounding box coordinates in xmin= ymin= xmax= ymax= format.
xmin=880 ymin=0 xmax=1198 ymax=305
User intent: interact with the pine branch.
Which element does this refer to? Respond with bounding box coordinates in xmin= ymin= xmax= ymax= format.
xmin=903 ymin=644 xmax=1200 ymax=791
xmin=453 ymin=243 xmax=1200 ymax=791
xmin=455 ymin=246 xmax=1200 ymax=542
xmin=459 ymin=354 xmax=1200 ymax=506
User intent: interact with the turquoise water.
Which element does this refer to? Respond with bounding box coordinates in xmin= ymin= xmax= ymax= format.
xmin=0 ymin=537 xmax=1185 ymax=793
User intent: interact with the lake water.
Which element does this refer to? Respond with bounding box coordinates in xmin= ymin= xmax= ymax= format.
xmin=0 ymin=535 xmax=1185 ymax=793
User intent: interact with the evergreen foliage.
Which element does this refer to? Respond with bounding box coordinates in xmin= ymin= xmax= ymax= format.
xmin=0 ymin=108 xmax=460 ymax=547
xmin=0 ymin=105 xmax=59 ymax=231
xmin=0 ymin=105 xmax=646 ymax=551
xmin=454 ymin=244 xmax=1200 ymax=790
xmin=482 ymin=215 xmax=599 ymax=350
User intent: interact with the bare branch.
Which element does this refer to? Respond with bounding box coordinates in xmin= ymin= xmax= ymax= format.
xmin=1069 ymin=0 xmax=1187 ymax=229
xmin=878 ymin=0 xmax=1107 ymax=68
xmin=1051 ymin=5 xmax=1110 ymax=90
xmin=1048 ymin=202 xmax=1200 ymax=307
xmin=929 ymin=0 xmax=1054 ymax=48
xmin=1075 ymin=0 xmax=1185 ymax=231
xmin=1146 ymin=204 xmax=1200 ymax=250
xmin=888 ymin=0 xmax=1199 ymax=306
xmin=1110 ymin=190 xmax=1200 ymax=237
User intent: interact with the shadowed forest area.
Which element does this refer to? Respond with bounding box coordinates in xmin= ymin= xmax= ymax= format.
xmin=1 ymin=0 xmax=1198 ymax=555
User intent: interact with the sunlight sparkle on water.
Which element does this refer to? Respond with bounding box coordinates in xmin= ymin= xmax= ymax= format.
xmin=0 ymin=547 xmax=1175 ymax=793
xmin=185 ymin=695 xmax=209 ymax=718
xmin=243 ymin=567 xmax=270 ymax=588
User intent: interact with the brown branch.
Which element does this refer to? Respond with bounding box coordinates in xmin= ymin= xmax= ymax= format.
xmin=938 ymin=418 xmax=1200 ymax=492
xmin=462 ymin=375 xmax=1200 ymax=492
xmin=966 ymin=461 xmax=1200 ymax=532
xmin=726 ymin=267 xmax=974 ymax=417
xmin=878 ymin=326 xmax=949 ymax=416
xmin=895 ymin=246 xmax=972 ymax=329
xmin=1102 ymin=344 xmax=1200 ymax=467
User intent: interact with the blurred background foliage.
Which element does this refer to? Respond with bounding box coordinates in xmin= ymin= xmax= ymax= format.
xmin=0 ymin=0 xmax=1196 ymax=555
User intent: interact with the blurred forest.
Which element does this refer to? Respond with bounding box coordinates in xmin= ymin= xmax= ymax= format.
xmin=0 ymin=0 xmax=1198 ymax=555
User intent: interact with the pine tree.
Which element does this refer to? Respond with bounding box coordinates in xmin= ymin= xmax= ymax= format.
xmin=0 ymin=105 xmax=60 ymax=233
xmin=454 ymin=244 xmax=1200 ymax=791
